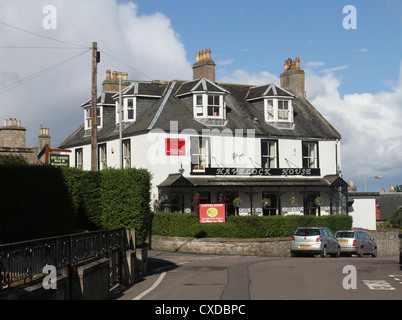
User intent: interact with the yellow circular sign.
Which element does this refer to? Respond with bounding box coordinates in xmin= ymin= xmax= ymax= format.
xmin=206 ymin=208 xmax=219 ymax=218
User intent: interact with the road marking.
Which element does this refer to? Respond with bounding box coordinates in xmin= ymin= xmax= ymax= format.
xmin=132 ymin=272 xmax=167 ymax=300
xmin=389 ymin=275 xmax=402 ymax=284
xmin=363 ymin=280 xmax=395 ymax=290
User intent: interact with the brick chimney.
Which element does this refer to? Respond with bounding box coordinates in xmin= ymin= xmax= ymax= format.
xmin=0 ymin=118 xmax=26 ymax=148
xmin=280 ymin=57 xmax=305 ymax=98
xmin=38 ymin=125 xmax=51 ymax=151
xmin=102 ymin=70 xmax=130 ymax=92
xmin=193 ymin=49 xmax=216 ymax=82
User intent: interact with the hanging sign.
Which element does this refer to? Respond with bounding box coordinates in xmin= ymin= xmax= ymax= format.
xmin=199 ymin=204 xmax=226 ymax=223
xmin=49 ymin=154 xmax=70 ymax=167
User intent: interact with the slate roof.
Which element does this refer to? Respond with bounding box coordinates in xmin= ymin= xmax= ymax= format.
xmin=245 ymin=83 xmax=295 ymax=101
xmin=60 ymin=79 xmax=341 ymax=149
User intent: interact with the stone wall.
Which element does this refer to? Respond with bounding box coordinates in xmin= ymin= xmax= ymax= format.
xmin=365 ymin=230 xmax=400 ymax=257
xmin=151 ymin=231 xmax=400 ymax=257
xmin=151 ymin=235 xmax=291 ymax=257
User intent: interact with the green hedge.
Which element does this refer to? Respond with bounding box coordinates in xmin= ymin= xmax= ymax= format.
xmin=0 ymin=165 xmax=75 ymax=243
xmin=152 ymin=212 xmax=353 ymax=238
xmin=0 ymin=164 xmax=152 ymax=245
xmin=100 ymin=168 xmax=152 ymax=245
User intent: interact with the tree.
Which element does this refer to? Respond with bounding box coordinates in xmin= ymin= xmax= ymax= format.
xmin=388 ymin=208 xmax=402 ymax=229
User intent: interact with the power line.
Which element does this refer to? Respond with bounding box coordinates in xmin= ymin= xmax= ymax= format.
xmin=100 ymin=50 xmax=154 ymax=80
xmin=0 ymin=46 xmax=88 ymax=50
xmin=0 ymin=20 xmax=89 ymax=49
xmin=0 ymin=49 xmax=91 ymax=95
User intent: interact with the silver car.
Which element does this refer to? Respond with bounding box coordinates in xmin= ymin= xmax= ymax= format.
xmin=290 ymin=227 xmax=340 ymax=258
xmin=335 ymin=230 xmax=377 ymax=257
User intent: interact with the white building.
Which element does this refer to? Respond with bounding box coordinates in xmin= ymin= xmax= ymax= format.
xmin=60 ymin=51 xmax=348 ymax=217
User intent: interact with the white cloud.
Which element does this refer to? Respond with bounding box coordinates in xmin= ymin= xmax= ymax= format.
xmin=306 ymin=61 xmax=402 ymax=189
xmin=219 ymin=69 xmax=279 ymax=86
xmin=0 ymin=0 xmax=192 ymax=147
xmin=218 ymin=60 xmax=402 ymax=190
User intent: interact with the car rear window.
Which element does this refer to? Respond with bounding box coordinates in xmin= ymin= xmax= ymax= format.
xmin=294 ymin=228 xmax=320 ymax=236
xmin=336 ymin=232 xmax=354 ymax=238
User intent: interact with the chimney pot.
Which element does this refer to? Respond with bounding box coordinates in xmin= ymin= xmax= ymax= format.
xmin=106 ymin=70 xmax=111 ymax=80
xmin=280 ymin=57 xmax=305 ymax=98
xmin=193 ymin=48 xmax=216 ymax=82
xmin=112 ymin=71 xmax=118 ymax=80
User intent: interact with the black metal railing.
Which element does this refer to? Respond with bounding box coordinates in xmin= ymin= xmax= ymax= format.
xmin=0 ymin=228 xmax=127 ymax=290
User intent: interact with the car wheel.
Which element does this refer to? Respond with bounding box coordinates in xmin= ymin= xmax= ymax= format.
xmin=320 ymin=245 xmax=327 ymax=258
xmin=330 ymin=246 xmax=340 ymax=258
xmin=372 ymin=247 xmax=377 ymax=257
xmin=357 ymin=246 xmax=363 ymax=257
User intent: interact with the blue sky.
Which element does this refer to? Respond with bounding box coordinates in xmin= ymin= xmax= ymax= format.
xmin=0 ymin=0 xmax=401 ymax=193
xmin=132 ymin=0 xmax=402 ymax=95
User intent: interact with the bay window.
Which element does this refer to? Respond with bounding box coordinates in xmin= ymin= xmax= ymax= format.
xmin=193 ymin=94 xmax=225 ymax=119
xmin=264 ymin=98 xmax=293 ymax=123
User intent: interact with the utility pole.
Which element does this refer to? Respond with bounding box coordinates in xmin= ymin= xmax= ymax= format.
xmin=91 ymin=42 xmax=99 ymax=171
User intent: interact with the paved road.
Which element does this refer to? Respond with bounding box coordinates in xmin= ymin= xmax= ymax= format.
xmin=115 ymin=250 xmax=402 ymax=301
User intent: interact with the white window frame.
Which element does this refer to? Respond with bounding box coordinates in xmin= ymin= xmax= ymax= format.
xmin=302 ymin=141 xmax=318 ymax=169
xmin=75 ymin=148 xmax=83 ymax=169
xmin=84 ymin=105 xmax=103 ymax=130
xmin=264 ymin=98 xmax=293 ymax=123
xmin=190 ymin=136 xmax=210 ymax=172
xmin=261 ymin=140 xmax=278 ymax=169
xmin=123 ymin=139 xmax=131 ymax=169
xmin=98 ymin=143 xmax=107 ymax=170
xmin=193 ymin=94 xmax=225 ymax=120
xmin=115 ymin=97 xmax=136 ymax=124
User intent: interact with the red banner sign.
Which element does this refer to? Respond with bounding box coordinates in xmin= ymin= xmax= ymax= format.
xmin=166 ymin=138 xmax=185 ymax=156
xmin=199 ymin=204 xmax=226 ymax=223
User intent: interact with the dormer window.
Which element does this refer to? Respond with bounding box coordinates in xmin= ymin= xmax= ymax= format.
xmin=125 ymin=98 xmax=135 ymax=121
xmin=246 ymin=83 xmax=295 ymax=129
xmin=193 ymin=93 xmax=225 ymax=119
xmin=265 ymin=98 xmax=293 ymax=123
xmin=84 ymin=106 xmax=103 ymax=130
xmin=116 ymin=97 xmax=136 ymax=124
xmin=175 ymin=78 xmax=229 ymax=122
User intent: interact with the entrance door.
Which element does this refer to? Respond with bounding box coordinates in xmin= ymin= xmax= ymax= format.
xmin=218 ymin=192 xmax=237 ymax=216
xmin=304 ymin=193 xmax=319 ymax=216
xmin=262 ymin=193 xmax=278 ymax=216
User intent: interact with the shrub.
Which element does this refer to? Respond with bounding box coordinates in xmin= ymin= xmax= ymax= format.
xmin=0 ymin=165 xmax=153 ymax=245
xmin=152 ymin=213 xmax=353 ymax=239
xmin=100 ymin=168 xmax=152 ymax=245
xmin=0 ymin=165 xmax=75 ymax=243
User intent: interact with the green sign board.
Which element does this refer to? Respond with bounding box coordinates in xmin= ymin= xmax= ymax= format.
xmin=49 ymin=154 xmax=70 ymax=167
